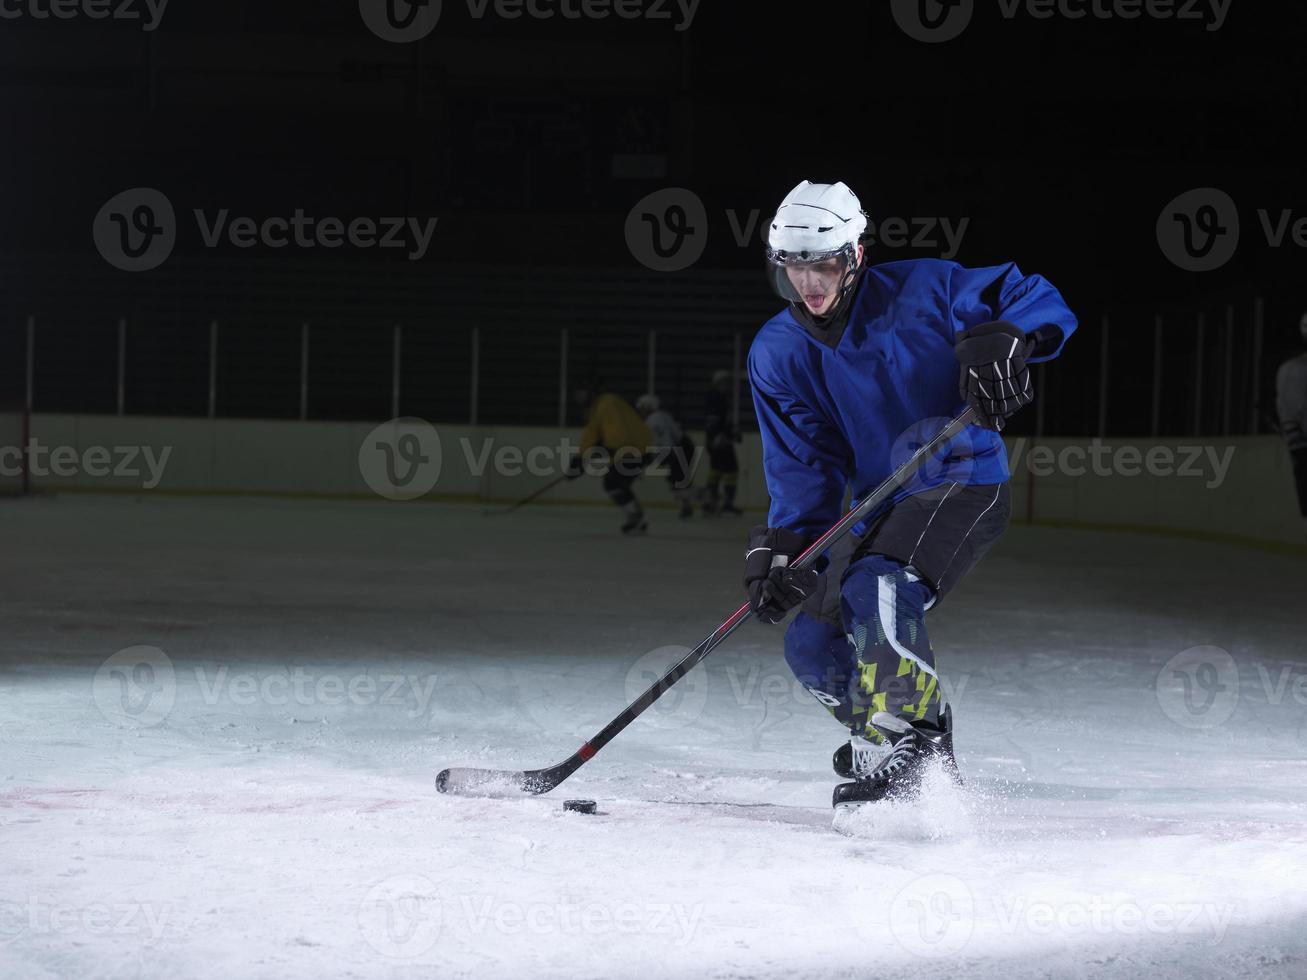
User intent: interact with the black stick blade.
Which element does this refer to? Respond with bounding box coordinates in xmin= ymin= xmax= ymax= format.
xmin=435 ymin=767 xmax=530 ymax=797
xmin=436 ymin=759 xmax=574 ymax=797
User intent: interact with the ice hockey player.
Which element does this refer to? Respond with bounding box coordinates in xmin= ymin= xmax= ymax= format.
xmin=635 ymin=394 xmax=697 ymax=519
xmin=743 ymin=180 xmax=1077 ymax=809
xmin=701 ymin=370 xmax=742 ymax=516
xmin=1276 ymin=313 xmax=1307 ymax=532
xmin=566 ymin=378 xmax=654 ymax=535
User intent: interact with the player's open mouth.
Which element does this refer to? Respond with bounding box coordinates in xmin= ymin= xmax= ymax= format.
xmin=805 ymin=294 xmax=827 ymax=309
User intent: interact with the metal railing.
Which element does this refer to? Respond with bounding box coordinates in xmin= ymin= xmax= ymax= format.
xmin=4 ymin=293 xmax=1293 ymax=440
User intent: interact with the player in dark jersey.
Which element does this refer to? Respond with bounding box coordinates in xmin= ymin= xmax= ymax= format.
xmin=702 ymin=371 xmax=742 ymax=516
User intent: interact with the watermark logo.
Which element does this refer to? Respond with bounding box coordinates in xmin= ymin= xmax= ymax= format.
xmin=877 ymin=878 xmax=1236 ymax=955
xmin=1157 ymin=188 xmax=1240 ymax=272
xmin=357 ymin=425 xmax=700 ymax=500
xmin=94 ymin=190 xmax=439 ymax=271
xmin=892 ymin=0 xmax=1231 ymax=40
xmin=358 ymin=874 xmax=443 ymax=958
xmin=887 ymin=873 xmax=976 ymax=958
xmin=359 ymin=418 xmax=443 ymax=500
xmin=1156 ymin=645 xmax=1239 ymax=729
xmin=890 ymin=416 xmax=977 ymax=493
xmin=93 ymin=188 xmax=177 ymax=273
xmin=92 ymin=646 xmax=176 ymax=728
xmin=1155 ymin=648 xmax=1307 ymax=730
xmin=1157 ymin=189 xmax=1307 ymax=272
xmin=359 ymin=0 xmax=443 ymax=42
xmin=625 ymin=189 xmax=969 ymax=271
xmin=625 ymin=188 xmax=709 ymax=273
xmin=891 ymin=0 xmax=974 ymax=43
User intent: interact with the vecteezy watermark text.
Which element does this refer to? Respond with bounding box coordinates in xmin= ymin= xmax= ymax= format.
xmin=356 ymin=873 xmax=703 ymax=960
xmin=990 ymin=895 xmax=1235 ymax=943
xmin=92 ymin=646 xmax=444 ymax=729
xmin=994 ymin=0 xmax=1231 ymax=30
xmin=93 ymin=188 xmax=438 ymax=272
xmin=192 ymin=210 xmax=437 ymax=260
xmin=0 ymin=896 xmax=176 ymax=945
xmin=193 ymin=666 xmax=440 ymax=719
xmin=890 ymin=0 xmax=1231 ymax=44
xmin=358 ymin=0 xmax=701 ymax=43
xmin=1008 ymin=438 xmax=1235 ymax=489
xmin=459 ymin=896 xmax=702 ymax=942
xmin=465 ymin=0 xmax=700 ymax=29
xmin=1 ymin=440 xmax=172 ymax=489
xmin=0 ymin=0 xmax=170 ymax=31
xmin=358 ymin=418 xmax=704 ymax=501
xmin=878 ymin=873 xmax=1236 ymax=959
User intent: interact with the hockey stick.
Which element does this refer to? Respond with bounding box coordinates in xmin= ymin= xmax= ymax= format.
xmin=437 ymin=408 xmax=978 ymax=796
xmin=481 ymin=475 xmax=569 ymax=517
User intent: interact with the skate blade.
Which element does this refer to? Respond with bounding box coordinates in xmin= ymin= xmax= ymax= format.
xmin=831 ymin=769 xmax=972 ymax=840
xmin=831 ymin=801 xmax=879 ymax=837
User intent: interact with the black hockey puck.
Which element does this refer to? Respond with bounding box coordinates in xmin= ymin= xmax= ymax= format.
xmin=563 ymin=799 xmax=597 ymax=814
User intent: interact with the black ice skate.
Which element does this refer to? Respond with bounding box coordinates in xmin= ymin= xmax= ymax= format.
xmin=832 ymin=734 xmax=883 ymax=779
xmin=620 ymin=515 xmax=648 ymax=535
xmin=832 ymin=709 xmax=958 ymax=807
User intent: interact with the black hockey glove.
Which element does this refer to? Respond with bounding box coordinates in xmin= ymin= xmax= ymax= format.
xmin=744 ymin=525 xmax=819 ymax=625
xmin=955 ymin=321 xmax=1035 ymax=432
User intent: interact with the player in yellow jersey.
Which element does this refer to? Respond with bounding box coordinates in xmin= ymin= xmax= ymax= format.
xmin=566 ymin=377 xmax=654 ymax=534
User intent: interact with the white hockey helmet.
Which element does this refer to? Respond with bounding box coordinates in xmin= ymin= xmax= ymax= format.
xmin=766 ymin=180 xmax=867 ymax=266
xmin=635 ymin=393 xmax=660 ymax=414
xmin=766 ymin=180 xmax=867 ymax=307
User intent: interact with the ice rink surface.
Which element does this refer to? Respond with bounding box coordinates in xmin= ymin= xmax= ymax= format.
xmin=2 ymin=495 xmax=1306 ymax=979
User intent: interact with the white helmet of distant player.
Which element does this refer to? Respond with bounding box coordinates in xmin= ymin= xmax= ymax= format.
xmin=765 ymin=180 xmax=868 ymax=312
xmin=635 ymin=393 xmax=660 ymax=414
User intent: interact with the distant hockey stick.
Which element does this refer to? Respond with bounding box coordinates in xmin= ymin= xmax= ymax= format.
xmin=438 ymin=408 xmax=978 ymax=797
xmin=481 ymin=475 xmax=569 ymax=517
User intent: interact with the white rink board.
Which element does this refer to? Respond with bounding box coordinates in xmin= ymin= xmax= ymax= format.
xmin=23 ymin=413 xmax=1307 ymax=544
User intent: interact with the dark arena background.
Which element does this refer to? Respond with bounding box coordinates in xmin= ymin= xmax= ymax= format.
xmin=3 ymin=2 xmax=1306 ymax=978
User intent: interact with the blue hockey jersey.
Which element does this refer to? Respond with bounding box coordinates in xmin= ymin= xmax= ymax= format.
xmin=749 ymin=258 xmax=1077 ymax=539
